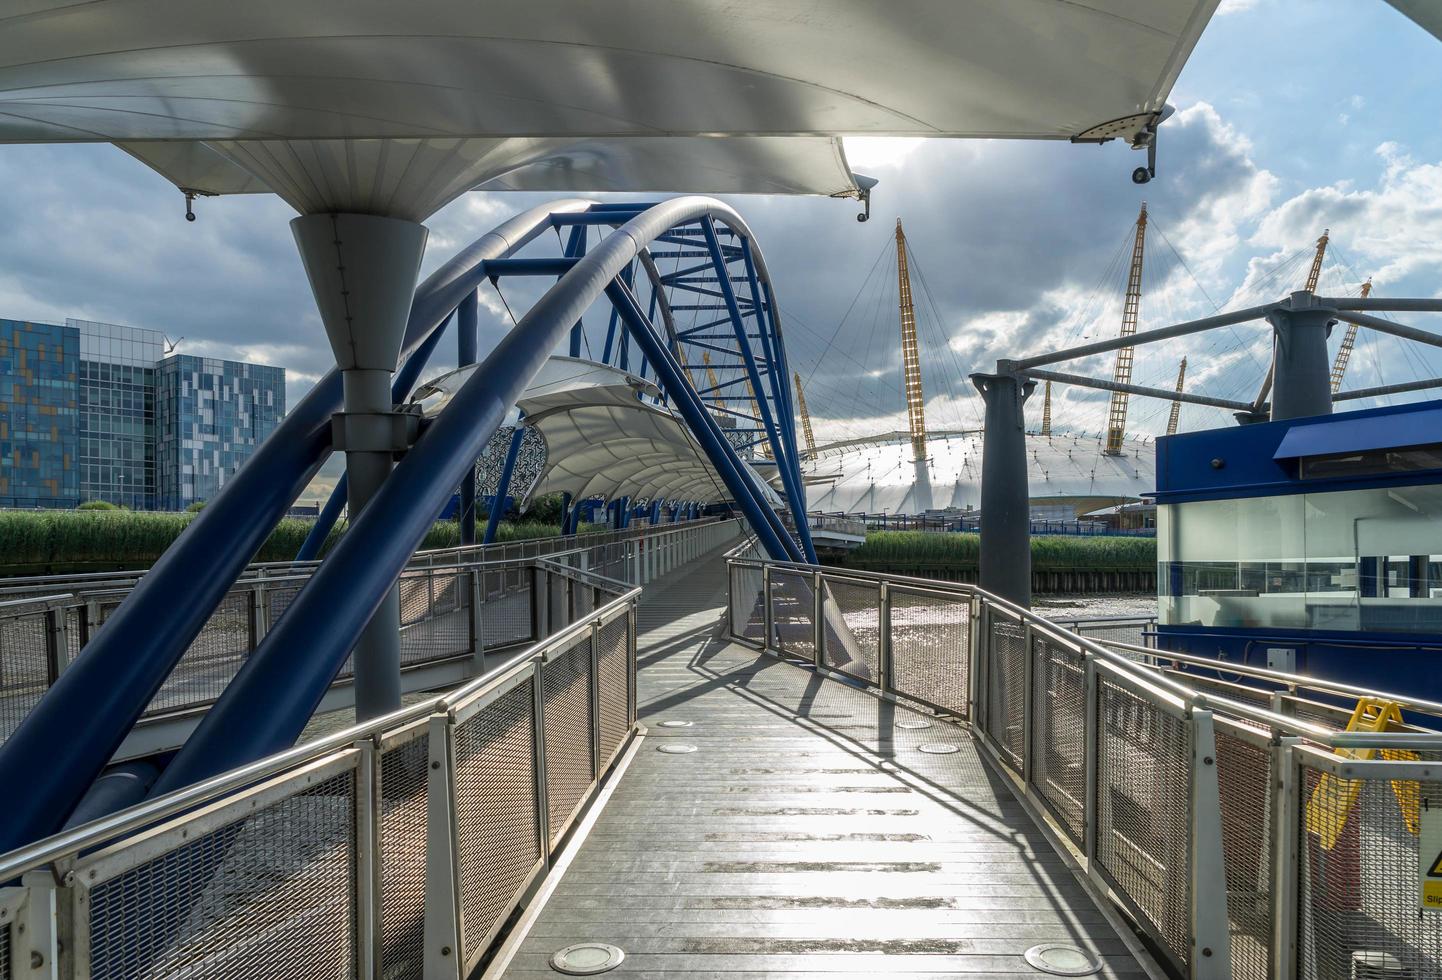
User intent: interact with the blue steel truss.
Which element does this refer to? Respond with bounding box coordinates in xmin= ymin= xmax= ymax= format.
xmin=0 ymin=198 xmax=816 ymax=849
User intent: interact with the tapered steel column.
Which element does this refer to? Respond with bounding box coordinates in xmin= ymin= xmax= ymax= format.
xmin=293 ymin=212 xmax=428 ymax=720
xmin=1270 ymin=292 xmax=1335 ymax=421
xmin=972 ymin=366 xmax=1036 ymax=607
xmin=457 ymin=290 xmax=480 ymax=544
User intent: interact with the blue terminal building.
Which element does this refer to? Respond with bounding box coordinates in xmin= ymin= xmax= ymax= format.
xmin=0 ymin=319 xmax=81 ymax=508
xmin=1154 ymin=398 xmax=1442 ymax=700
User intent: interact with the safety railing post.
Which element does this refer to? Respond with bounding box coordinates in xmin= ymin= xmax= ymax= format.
xmin=17 ymin=869 xmax=61 ymax=979
xmin=353 ymin=736 xmax=381 ymax=980
xmin=762 ymin=565 xmax=774 ymax=651
xmin=422 ymin=713 xmax=463 ymax=980
xmin=44 ymin=606 xmax=66 ymax=683
xmin=967 ymin=593 xmax=981 ymax=722
xmin=1270 ymin=738 xmax=1301 ymax=980
xmin=589 ymin=622 xmax=601 ymax=776
xmin=530 ymin=564 xmax=545 ymax=642
xmin=531 ymin=657 xmax=551 ymax=865
xmin=254 ymin=576 xmax=270 ymax=644
xmin=627 ymin=603 xmax=638 ymax=725
xmin=1021 ymin=621 xmax=1035 ymax=780
xmin=878 ymin=582 xmax=892 ymax=695
xmin=812 ymin=569 xmax=824 ymax=670
xmin=1188 ymin=708 xmax=1232 ymax=978
xmin=1082 ymin=653 xmax=1100 ymax=869
xmin=468 ymin=569 xmax=484 ymax=673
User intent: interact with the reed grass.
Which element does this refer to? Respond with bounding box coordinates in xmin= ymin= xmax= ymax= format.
xmin=842 ymin=530 xmax=1154 ymax=573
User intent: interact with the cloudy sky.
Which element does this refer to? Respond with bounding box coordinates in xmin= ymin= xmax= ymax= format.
xmin=1 ymin=0 xmax=1439 ymax=500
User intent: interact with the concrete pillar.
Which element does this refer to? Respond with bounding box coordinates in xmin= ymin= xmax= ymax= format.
xmin=1270 ymin=292 xmax=1335 ymax=421
xmin=293 ymin=212 xmax=428 ymax=720
xmin=972 ymin=366 xmax=1036 ymax=608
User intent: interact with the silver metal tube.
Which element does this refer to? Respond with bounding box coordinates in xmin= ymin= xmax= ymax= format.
xmin=1334 ymin=376 xmax=1442 ymax=401
xmin=1331 ymin=308 xmax=1442 ymax=349
xmin=1022 ymin=367 xmax=1255 ymax=411
xmin=1015 ymin=304 xmax=1271 ymax=370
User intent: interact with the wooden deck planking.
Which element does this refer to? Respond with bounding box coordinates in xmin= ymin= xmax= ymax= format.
xmin=495 ymin=551 xmax=1150 ymax=979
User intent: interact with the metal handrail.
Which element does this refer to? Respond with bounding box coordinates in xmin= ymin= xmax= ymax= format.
xmin=0 ymin=575 xmax=641 ymax=884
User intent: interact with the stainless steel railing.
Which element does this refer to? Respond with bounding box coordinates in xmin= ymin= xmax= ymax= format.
xmin=725 ymin=557 xmax=1442 ymax=980
xmin=0 ymin=519 xmax=740 ymax=752
xmin=0 ymin=556 xmax=642 ymax=980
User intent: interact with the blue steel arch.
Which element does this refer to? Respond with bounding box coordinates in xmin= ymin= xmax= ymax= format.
xmin=152 ymin=197 xmax=813 ymax=793
xmin=0 ymin=198 xmax=817 ymax=849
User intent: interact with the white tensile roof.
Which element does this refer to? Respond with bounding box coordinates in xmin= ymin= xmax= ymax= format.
xmin=415 ymin=357 xmax=782 ymax=507
xmin=0 ymin=1 xmax=1219 ymax=205
xmin=803 ymin=429 xmax=1156 ymax=516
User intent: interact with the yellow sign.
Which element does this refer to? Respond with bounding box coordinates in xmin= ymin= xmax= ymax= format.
xmin=1423 ymin=802 xmax=1442 ymax=912
xmin=1305 ymin=699 xmax=1420 ymax=851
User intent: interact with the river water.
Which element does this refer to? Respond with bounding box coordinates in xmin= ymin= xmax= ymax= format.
xmin=1033 ymin=593 xmax=1157 ymax=620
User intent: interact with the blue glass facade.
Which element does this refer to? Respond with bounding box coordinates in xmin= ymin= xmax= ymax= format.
xmin=155 ymin=355 xmax=285 ymax=511
xmin=0 ymin=318 xmax=285 ymax=510
xmin=0 ymin=319 xmax=79 ymax=508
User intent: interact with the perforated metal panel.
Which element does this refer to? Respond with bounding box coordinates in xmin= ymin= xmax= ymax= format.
xmin=265 ymin=582 xmax=303 ymax=629
xmin=86 ymin=768 xmax=358 ymax=980
xmin=543 ymin=639 xmax=596 ymax=845
xmin=1297 ymin=760 xmax=1442 ymax=980
xmin=1215 ymin=728 xmax=1272 ymax=980
xmin=985 ymin=614 xmax=1026 ymax=772
xmin=379 ymin=728 xmax=430 ymax=980
xmin=453 ymin=680 xmax=539 ymax=963
xmin=0 ymin=916 xmax=10 ymax=980
xmin=888 ymin=588 xmax=969 ymax=718
xmin=481 ymin=584 xmax=532 ymax=650
xmin=144 ymin=590 xmax=251 ymax=715
xmin=0 ymin=604 xmax=52 ymax=743
xmin=729 ymin=564 xmax=765 ymax=644
xmin=1029 ymin=634 xmax=1087 ymax=846
xmin=1095 ymin=677 xmax=1192 ymax=974
xmin=819 ymin=578 xmax=879 ymax=685
xmin=768 ymin=570 xmax=814 ymax=662
xmin=596 ymin=617 xmax=631 ymax=768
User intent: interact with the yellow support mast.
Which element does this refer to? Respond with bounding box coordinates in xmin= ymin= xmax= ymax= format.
xmin=1166 ymin=357 xmax=1187 ymax=436
xmin=1330 ymin=278 xmax=1372 ymax=393
xmin=1105 ymin=202 xmax=1148 ymax=456
xmin=895 ymin=219 xmax=927 ymax=459
xmin=1040 ymin=381 xmax=1053 ymax=437
xmin=794 ymin=371 xmax=817 ymax=454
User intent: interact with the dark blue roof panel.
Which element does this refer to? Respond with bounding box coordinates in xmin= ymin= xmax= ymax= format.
xmin=1273 ymin=405 xmax=1442 ymax=460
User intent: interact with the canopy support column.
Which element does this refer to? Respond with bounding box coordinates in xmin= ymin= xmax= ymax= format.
xmin=457 ymin=290 xmax=480 ymax=545
xmin=484 ymin=421 xmax=525 ymax=545
xmin=1270 ymin=292 xmax=1335 ymax=421
xmin=972 ymin=366 xmax=1036 ymax=607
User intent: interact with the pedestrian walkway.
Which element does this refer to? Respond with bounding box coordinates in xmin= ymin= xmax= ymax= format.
xmin=493 ymin=552 xmax=1152 ymax=978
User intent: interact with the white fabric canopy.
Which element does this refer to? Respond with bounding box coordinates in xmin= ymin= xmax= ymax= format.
xmin=0 ymin=0 xmax=1220 ymax=207
xmin=415 ymin=356 xmax=783 ymax=507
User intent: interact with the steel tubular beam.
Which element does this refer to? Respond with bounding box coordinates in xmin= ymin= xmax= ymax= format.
xmin=1015 ymin=305 xmax=1271 ymax=371
xmin=483 ymin=421 xmax=525 ymax=545
xmin=1021 ymin=368 xmax=1254 ymax=412
xmin=0 ymin=198 xmax=597 ymax=850
xmin=1321 ymin=297 xmax=1442 ymax=312
xmin=457 ymin=292 xmax=480 ymax=546
xmin=1333 ymin=376 xmax=1442 ymax=401
xmin=1332 ymin=309 xmax=1442 ymax=350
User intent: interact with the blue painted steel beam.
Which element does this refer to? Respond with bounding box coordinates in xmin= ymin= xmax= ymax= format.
xmin=146 ymin=198 xmax=789 ymax=793
xmin=482 ymin=257 xmax=582 ymax=277
xmin=457 ymin=292 xmax=480 ymax=546
xmin=700 ymin=219 xmax=815 ymax=563
xmin=0 ymin=198 xmax=597 ymax=850
xmin=483 ymin=421 xmax=525 ymax=545
xmin=563 ymin=226 xmax=588 ymax=358
xmin=606 ymin=279 xmax=800 ymax=563
xmin=551 ymin=211 xmax=647 ymax=226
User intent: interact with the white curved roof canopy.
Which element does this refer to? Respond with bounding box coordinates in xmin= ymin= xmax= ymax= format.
xmin=804 ymin=429 xmax=1156 ymax=517
xmin=0 ymin=1 xmax=1219 ymax=211
xmin=415 ymin=357 xmax=783 ymax=508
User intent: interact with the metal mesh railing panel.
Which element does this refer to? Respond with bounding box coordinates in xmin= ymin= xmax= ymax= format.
xmin=543 ymin=639 xmax=595 ymax=845
xmin=1215 ymin=730 xmax=1273 ymax=980
xmin=0 ymin=607 xmax=51 ymax=743
xmin=144 ymin=591 xmax=251 ymax=716
xmin=1070 ymin=619 xmax=1153 ymax=649
xmin=397 ymin=573 xmax=431 ymax=627
xmin=86 ymin=768 xmax=358 ymax=980
xmin=1029 ymin=634 xmax=1087 ymax=846
xmin=398 ymin=572 xmax=470 ymax=668
xmin=768 ymin=570 xmax=814 ymax=662
xmin=1297 ymin=761 xmax=1442 ymax=980
xmin=264 ymin=582 xmax=302 ymax=628
xmin=819 ymin=579 xmax=880 ymax=685
xmin=0 ymin=914 xmax=10 ymax=980
xmin=1095 ymin=677 xmax=1193 ymax=972
xmin=549 ymin=573 xmax=568 ymax=633
xmin=888 ymin=588 xmax=969 ymax=718
xmin=480 ymin=582 xmax=532 ymax=650
xmin=596 ymin=617 xmax=630 ymax=767
xmin=378 ymin=730 xmax=429 ymax=980
xmin=729 ymin=564 xmax=765 ymax=644
xmin=453 ymin=679 xmax=539 ymax=963
xmin=985 ymin=614 xmax=1026 ymax=772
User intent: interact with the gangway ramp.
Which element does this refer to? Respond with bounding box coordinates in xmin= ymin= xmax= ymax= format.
xmin=489 ymin=555 xmax=1150 ymax=978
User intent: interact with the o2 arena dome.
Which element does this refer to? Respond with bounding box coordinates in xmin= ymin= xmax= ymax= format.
xmin=801 ymin=428 xmax=1155 ymax=520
